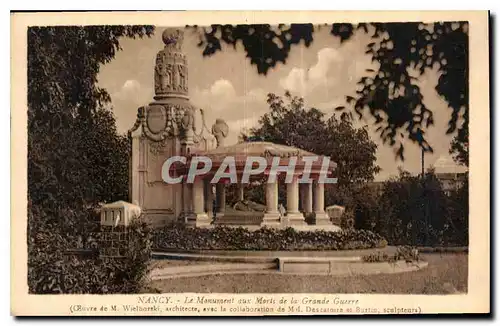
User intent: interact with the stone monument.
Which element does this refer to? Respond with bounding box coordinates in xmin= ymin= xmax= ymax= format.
xmin=128 ymin=28 xmax=220 ymax=227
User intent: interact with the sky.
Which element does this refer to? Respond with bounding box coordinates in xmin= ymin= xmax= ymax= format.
xmin=97 ymin=26 xmax=467 ymax=181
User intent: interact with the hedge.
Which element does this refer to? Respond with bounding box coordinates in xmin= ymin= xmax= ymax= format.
xmin=152 ymin=224 xmax=387 ymax=251
xmin=28 ymin=216 xmax=153 ymax=294
xmin=361 ymin=246 xmax=420 ymax=263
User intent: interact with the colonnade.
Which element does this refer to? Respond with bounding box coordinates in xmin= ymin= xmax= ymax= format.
xmin=182 ymin=176 xmax=331 ymax=227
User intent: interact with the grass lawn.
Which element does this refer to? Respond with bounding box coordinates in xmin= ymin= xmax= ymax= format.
xmin=149 ymin=253 xmax=468 ymax=294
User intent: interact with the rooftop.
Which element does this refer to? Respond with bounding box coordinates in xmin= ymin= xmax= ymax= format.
xmin=193 ymin=141 xmax=318 ymax=159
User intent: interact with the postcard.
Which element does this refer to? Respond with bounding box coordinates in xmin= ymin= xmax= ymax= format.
xmin=11 ymin=10 xmax=489 ymax=316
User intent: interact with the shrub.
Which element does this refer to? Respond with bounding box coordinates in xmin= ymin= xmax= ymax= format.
xmin=370 ymin=170 xmax=468 ymax=247
xmin=361 ymin=246 xmax=420 ymax=263
xmin=28 ymin=206 xmax=152 ymax=294
xmin=152 ymin=223 xmax=387 ymax=251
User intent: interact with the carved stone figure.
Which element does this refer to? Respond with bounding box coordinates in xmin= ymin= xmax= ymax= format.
xmin=164 ymin=64 xmax=173 ymax=89
xmin=154 ymin=62 xmax=162 ymax=94
xmin=181 ymin=110 xmax=194 ymax=130
xmin=233 ymin=200 xmax=266 ymax=212
xmin=178 ymin=65 xmax=187 ymax=91
xmin=162 ymin=28 xmax=184 ymax=51
xmin=211 ymin=119 xmax=229 ymax=148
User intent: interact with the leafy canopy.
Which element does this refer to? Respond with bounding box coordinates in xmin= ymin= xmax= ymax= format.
xmin=28 ymin=26 xmax=154 ymax=217
xmin=27 ymin=25 xmax=155 ymax=294
xmin=244 ymin=91 xmax=381 ymax=185
xmin=192 ymin=23 xmax=468 ymax=163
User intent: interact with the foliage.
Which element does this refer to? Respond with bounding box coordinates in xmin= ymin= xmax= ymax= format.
xmin=324 ymin=183 xmax=381 ymax=230
xmin=248 ymin=92 xmax=380 ymax=186
xmin=450 ymin=122 xmax=469 ymax=166
xmin=235 ymin=91 xmax=380 ymax=212
xmin=193 ymin=23 xmax=468 ymax=160
xmin=367 ymin=170 xmax=468 ymax=246
xmin=445 ymin=173 xmax=469 ymax=245
xmin=27 ymin=26 xmax=154 ymax=294
xmin=191 ymin=24 xmax=314 ymax=74
xmin=28 ymin=215 xmax=152 ymax=294
xmin=152 ymin=224 xmax=386 ymax=251
xmin=28 ymin=26 xmax=153 ymax=215
xmin=361 ymin=246 xmax=420 ymax=263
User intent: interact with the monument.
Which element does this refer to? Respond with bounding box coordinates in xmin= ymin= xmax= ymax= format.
xmin=128 ymin=28 xmax=339 ymax=230
xmin=128 ymin=28 xmax=219 ymax=227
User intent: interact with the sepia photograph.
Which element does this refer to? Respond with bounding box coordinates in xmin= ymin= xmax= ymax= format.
xmin=11 ymin=11 xmax=489 ymax=316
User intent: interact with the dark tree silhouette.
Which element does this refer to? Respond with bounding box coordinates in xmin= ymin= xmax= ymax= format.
xmin=250 ymin=92 xmax=380 ymax=185
xmin=28 ymin=26 xmax=154 ymax=218
xmin=450 ymin=122 xmax=469 ymax=166
xmin=192 ymin=23 xmax=468 ymax=162
xmin=235 ymin=92 xmax=380 ymax=210
xmin=28 ymin=25 xmax=156 ymax=294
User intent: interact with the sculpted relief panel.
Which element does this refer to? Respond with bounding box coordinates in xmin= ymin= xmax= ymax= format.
xmin=154 ymin=58 xmax=188 ymax=95
xmin=146 ymin=105 xmax=167 ymax=134
xmin=154 ymin=28 xmax=189 ymax=96
xmin=144 ymin=137 xmax=176 ymax=211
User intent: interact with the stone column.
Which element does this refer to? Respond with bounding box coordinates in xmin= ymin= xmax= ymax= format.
xmin=304 ymin=182 xmax=313 ymax=213
xmin=299 ymin=184 xmax=305 ymax=211
xmin=205 ymin=182 xmax=214 ymax=218
xmin=216 ymin=183 xmax=226 ymax=216
xmin=186 ymin=178 xmax=211 ymax=227
xmin=261 ymin=181 xmax=280 ymax=227
xmin=182 ymin=182 xmax=193 ymax=218
xmin=286 ymin=176 xmax=306 ymax=225
xmin=237 ymin=183 xmax=244 ymax=202
xmin=313 ymin=180 xmax=331 ymax=225
xmin=130 ymin=135 xmax=140 ymax=205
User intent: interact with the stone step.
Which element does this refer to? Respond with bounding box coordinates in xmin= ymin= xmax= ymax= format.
xmin=152 ymin=251 xmax=278 ymax=263
xmin=150 ymin=262 xmax=276 ymax=280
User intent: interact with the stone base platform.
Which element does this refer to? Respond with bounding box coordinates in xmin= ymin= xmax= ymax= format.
xmin=277 ymin=257 xmax=427 ymax=276
xmin=150 ymin=247 xmax=428 ymax=279
xmin=197 ymin=222 xmax=342 ymax=232
xmin=209 ymin=209 xmax=341 ymax=231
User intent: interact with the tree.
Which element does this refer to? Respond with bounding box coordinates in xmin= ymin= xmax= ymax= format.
xmin=27 ymin=26 xmax=154 ymax=293
xmin=192 ymin=23 xmax=468 ymax=161
xmin=250 ymin=91 xmax=380 ymax=186
xmin=28 ymin=26 xmax=153 ymax=220
xmin=450 ymin=122 xmax=469 ymax=166
xmin=239 ymin=92 xmax=379 ymax=210
xmin=374 ymin=169 xmax=467 ymax=246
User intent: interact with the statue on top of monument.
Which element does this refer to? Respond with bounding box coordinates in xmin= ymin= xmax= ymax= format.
xmin=162 ymin=28 xmax=184 ymax=51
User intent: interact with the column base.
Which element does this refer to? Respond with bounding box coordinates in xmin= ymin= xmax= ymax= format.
xmin=261 ymin=212 xmax=281 ymax=228
xmin=284 ymin=212 xmax=307 ymax=226
xmin=313 ymin=212 xmax=332 ymax=225
xmin=215 ymin=211 xmax=225 ymax=218
xmin=186 ymin=213 xmax=212 ymax=228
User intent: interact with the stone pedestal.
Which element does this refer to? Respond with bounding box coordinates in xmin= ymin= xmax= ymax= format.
xmin=326 ymin=205 xmax=345 ymax=226
xmin=186 ymin=178 xmax=211 ymax=227
xmin=261 ymin=182 xmax=281 ymax=227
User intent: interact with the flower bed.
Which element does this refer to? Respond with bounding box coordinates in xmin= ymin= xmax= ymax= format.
xmin=361 ymin=246 xmax=420 ymax=263
xmin=152 ymin=224 xmax=387 ymax=251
